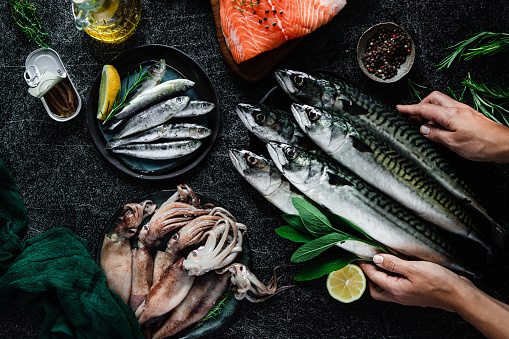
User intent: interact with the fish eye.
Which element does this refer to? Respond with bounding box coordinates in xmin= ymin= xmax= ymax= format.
xmin=293 ymin=75 xmax=305 ymax=86
xmin=191 ymin=250 xmax=199 ymax=257
xmin=306 ymin=107 xmax=320 ymax=122
xmin=198 ymin=128 xmax=206 ymax=134
xmin=284 ymin=146 xmax=299 ymax=160
xmin=245 ymin=155 xmax=259 ymax=166
xmin=144 ymin=225 xmax=149 ymax=230
xmin=254 ymin=112 xmax=267 ymax=124
xmin=172 ymin=234 xmax=179 ymax=240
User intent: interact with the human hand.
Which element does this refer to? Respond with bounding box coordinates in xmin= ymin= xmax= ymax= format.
xmin=396 ymin=91 xmax=509 ymax=163
xmin=358 ymin=254 xmax=475 ymax=312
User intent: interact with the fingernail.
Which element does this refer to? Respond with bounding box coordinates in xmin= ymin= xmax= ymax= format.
xmin=420 ymin=125 xmax=430 ymax=136
xmin=373 ymin=254 xmax=383 ymax=265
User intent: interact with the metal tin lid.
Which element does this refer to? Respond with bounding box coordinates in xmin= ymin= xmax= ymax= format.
xmin=24 ymin=48 xmax=81 ymax=122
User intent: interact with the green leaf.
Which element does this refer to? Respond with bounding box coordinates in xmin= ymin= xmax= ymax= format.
xmin=275 ymin=225 xmax=315 ymax=243
xmin=324 ymin=210 xmax=374 ymax=241
xmin=291 ymin=233 xmax=348 ymax=263
xmin=293 ymin=253 xmax=359 ymax=281
xmin=292 ymin=197 xmax=334 ymax=236
xmin=282 ymin=214 xmax=307 ymax=233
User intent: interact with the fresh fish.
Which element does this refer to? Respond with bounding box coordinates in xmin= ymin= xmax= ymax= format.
xmin=291 ymin=103 xmax=490 ymax=249
xmin=112 ymin=96 xmax=190 ymax=139
xmin=174 ymin=100 xmax=215 ymax=118
xmin=127 ymin=59 xmax=167 ymax=102
xmin=106 ymin=123 xmax=211 ymax=149
xmin=229 ymin=148 xmax=383 ymax=260
xmin=236 ymin=103 xmax=322 ymax=154
xmin=267 ymin=141 xmax=475 ymax=275
xmin=112 ymin=140 xmax=202 ymax=160
xmin=274 ymin=69 xmax=492 ymax=222
xmin=104 ymin=78 xmax=195 ymax=132
xmin=219 ymin=0 xmax=346 ymax=63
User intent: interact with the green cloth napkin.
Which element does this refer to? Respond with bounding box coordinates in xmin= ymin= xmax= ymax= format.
xmin=0 ymin=158 xmax=143 ymax=339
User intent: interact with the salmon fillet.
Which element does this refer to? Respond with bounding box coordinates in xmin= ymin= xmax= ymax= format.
xmin=219 ymin=0 xmax=347 ymax=63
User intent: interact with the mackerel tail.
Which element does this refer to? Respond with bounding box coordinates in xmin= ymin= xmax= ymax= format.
xmin=267 ymin=141 xmax=477 ymax=276
xmin=274 ymin=69 xmax=501 ymax=233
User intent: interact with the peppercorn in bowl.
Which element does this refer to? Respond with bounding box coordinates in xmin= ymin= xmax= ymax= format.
xmin=357 ymin=22 xmax=415 ymax=83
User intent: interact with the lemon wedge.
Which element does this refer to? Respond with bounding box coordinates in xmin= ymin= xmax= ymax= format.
xmin=326 ymin=264 xmax=366 ymax=303
xmin=97 ymin=64 xmax=121 ymax=120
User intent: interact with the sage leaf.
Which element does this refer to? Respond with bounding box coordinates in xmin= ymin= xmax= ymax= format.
xmin=293 ymin=253 xmax=359 ymax=281
xmin=325 ymin=211 xmax=374 ymax=241
xmin=292 ymin=197 xmax=335 ymax=236
xmin=291 ymin=233 xmax=348 ymax=263
xmin=282 ymin=214 xmax=307 ymax=233
xmin=276 ymin=225 xmax=315 ymax=243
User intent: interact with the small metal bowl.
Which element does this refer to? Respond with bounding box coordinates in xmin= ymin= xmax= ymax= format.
xmin=357 ymin=22 xmax=415 ymax=83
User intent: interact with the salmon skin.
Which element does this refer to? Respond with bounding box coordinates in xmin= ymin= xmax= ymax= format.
xmin=219 ymin=0 xmax=347 ymax=63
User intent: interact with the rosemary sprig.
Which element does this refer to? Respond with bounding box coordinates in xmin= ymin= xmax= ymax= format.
xmin=103 ymin=65 xmax=150 ymax=124
xmin=231 ymin=0 xmax=261 ymax=13
xmin=407 ymin=79 xmax=427 ymax=101
xmin=203 ymin=292 xmax=229 ymax=321
xmin=462 ymin=74 xmax=509 ymax=126
xmin=436 ymin=32 xmax=509 ymax=70
xmin=9 ymin=0 xmax=48 ymax=48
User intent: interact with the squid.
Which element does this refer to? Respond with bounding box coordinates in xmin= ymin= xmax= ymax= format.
xmin=218 ymin=263 xmax=294 ymax=302
xmin=100 ymin=200 xmax=156 ymax=304
xmin=183 ymin=216 xmax=246 ymax=276
xmin=135 ymin=258 xmax=195 ymax=325
xmin=152 ymin=272 xmax=230 ymax=339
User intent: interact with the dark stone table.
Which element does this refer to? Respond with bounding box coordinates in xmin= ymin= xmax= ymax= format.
xmin=1 ymin=0 xmax=509 ymax=338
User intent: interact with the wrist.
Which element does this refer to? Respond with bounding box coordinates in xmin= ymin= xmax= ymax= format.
xmin=490 ymin=125 xmax=509 ymax=163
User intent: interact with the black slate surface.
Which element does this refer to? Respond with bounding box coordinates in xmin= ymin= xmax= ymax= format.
xmin=1 ymin=0 xmax=509 ymax=338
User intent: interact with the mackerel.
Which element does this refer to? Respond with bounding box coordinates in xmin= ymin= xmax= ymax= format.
xmin=236 ymin=103 xmax=324 ymax=155
xmin=112 ymin=140 xmax=202 ymax=160
xmin=229 ymin=148 xmax=382 ymax=259
xmin=113 ymin=96 xmax=190 ymax=139
xmin=274 ymin=69 xmax=494 ymax=224
xmin=267 ymin=142 xmax=475 ymax=275
xmin=291 ymin=103 xmax=490 ymax=249
xmin=104 ymin=79 xmax=195 ymax=132
xmin=106 ymin=123 xmax=211 ymax=149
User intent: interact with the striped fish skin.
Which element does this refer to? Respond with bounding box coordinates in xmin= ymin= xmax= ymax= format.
xmin=104 ymin=79 xmax=195 ymax=132
xmin=229 ymin=148 xmax=381 ymax=259
xmin=113 ymin=96 xmax=190 ymax=140
xmin=174 ymin=101 xmax=215 ymax=118
xmin=112 ymin=140 xmax=202 ymax=160
xmin=106 ymin=123 xmax=211 ymax=149
xmin=236 ymin=103 xmax=323 ymax=155
xmin=266 ymin=141 xmax=474 ymax=275
xmin=274 ymin=69 xmax=493 ymax=222
xmin=291 ymin=103 xmax=490 ymax=249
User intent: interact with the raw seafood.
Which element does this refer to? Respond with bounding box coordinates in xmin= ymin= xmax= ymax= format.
xmin=111 ymin=140 xmax=202 ymax=160
xmin=219 ymin=0 xmax=347 ymax=63
xmin=267 ymin=142 xmax=475 ymax=275
xmin=127 ymin=59 xmax=167 ymax=102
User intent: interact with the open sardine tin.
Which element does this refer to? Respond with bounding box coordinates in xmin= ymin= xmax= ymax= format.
xmin=24 ymin=48 xmax=81 ymax=122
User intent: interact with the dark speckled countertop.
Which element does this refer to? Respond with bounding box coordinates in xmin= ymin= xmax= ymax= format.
xmin=1 ymin=0 xmax=509 ymax=338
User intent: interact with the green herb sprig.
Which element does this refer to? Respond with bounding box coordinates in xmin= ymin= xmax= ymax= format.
xmin=203 ymin=292 xmax=229 ymax=321
xmin=407 ymin=79 xmax=428 ymax=102
xmin=103 ymin=65 xmax=150 ymax=124
xmin=231 ymin=0 xmax=261 ymax=13
xmin=275 ymin=198 xmax=387 ymax=281
xmin=437 ymin=32 xmax=509 ymax=70
xmin=9 ymin=0 xmax=48 ymax=48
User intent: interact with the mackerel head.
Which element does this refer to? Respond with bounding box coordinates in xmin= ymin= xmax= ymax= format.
xmin=229 ymin=149 xmax=306 ymax=214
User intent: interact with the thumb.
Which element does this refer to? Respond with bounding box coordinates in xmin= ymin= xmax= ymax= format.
xmin=373 ymin=254 xmax=410 ymax=275
xmin=420 ymin=124 xmax=450 ymax=144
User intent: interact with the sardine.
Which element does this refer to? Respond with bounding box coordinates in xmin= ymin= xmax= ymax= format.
xmin=229 ymin=148 xmax=383 ymax=260
xmin=291 ymin=103 xmax=490 ymax=249
xmin=112 ymin=96 xmax=190 ymax=139
xmin=112 ymin=140 xmax=202 ymax=160
xmin=127 ymin=59 xmax=167 ymax=102
xmin=104 ymin=78 xmax=195 ymax=132
xmin=174 ymin=100 xmax=215 ymax=118
xmin=106 ymin=123 xmax=211 ymax=149
xmin=267 ymin=141 xmax=475 ymax=275
xmin=274 ymin=69 xmax=493 ymax=223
